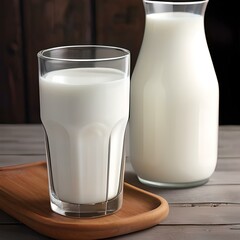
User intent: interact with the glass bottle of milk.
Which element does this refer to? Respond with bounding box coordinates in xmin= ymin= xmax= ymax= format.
xmin=130 ymin=0 xmax=219 ymax=188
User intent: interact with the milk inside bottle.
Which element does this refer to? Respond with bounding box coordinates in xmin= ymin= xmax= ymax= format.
xmin=130 ymin=1 xmax=219 ymax=188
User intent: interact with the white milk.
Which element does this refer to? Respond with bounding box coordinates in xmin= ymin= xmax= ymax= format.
xmin=130 ymin=12 xmax=219 ymax=184
xmin=40 ymin=68 xmax=129 ymax=204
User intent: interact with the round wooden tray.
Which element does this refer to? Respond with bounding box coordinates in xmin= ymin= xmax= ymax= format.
xmin=0 ymin=161 xmax=169 ymax=239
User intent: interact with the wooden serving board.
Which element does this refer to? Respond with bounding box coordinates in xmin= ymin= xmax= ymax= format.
xmin=0 ymin=161 xmax=169 ymax=240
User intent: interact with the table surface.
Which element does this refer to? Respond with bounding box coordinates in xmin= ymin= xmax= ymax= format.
xmin=0 ymin=124 xmax=240 ymax=240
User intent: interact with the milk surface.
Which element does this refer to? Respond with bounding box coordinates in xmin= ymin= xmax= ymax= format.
xmin=130 ymin=12 xmax=219 ymax=183
xmin=40 ymin=68 xmax=129 ymax=204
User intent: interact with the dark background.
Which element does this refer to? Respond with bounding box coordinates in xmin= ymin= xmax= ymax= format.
xmin=0 ymin=0 xmax=239 ymax=124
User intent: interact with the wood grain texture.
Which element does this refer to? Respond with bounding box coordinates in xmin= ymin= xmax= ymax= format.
xmin=218 ymin=126 xmax=240 ymax=157
xmin=1 ymin=125 xmax=240 ymax=239
xmin=0 ymin=125 xmax=45 ymax=154
xmin=113 ymin=225 xmax=240 ymax=240
xmin=0 ymin=0 xmax=26 ymax=123
xmin=164 ymin=204 xmax=240 ymax=225
xmin=1 ymin=225 xmax=240 ymax=240
xmin=0 ymin=161 xmax=169 ymax=240
xmin=95 ymin=0 xmax=145 ymax=72
xmin=0 ymin=225 xmax=51 ymax=240
xmin=216 ymin=158 xmax=240 ymax=171
xmin=0 ymin=1 xmax=239 ymax=124
xmin=125 ymin=179 xmax=240 ymax=204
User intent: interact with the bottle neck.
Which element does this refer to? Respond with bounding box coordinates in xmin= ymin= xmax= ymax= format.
xmin=143 ymin=0 xmax=208 ymax=16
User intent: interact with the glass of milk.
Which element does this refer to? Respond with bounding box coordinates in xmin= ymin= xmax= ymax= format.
xmin=37 ymin=45 xmax=130 ymax=217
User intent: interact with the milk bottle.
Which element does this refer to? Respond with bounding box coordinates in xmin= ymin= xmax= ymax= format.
xmin=130 ymin=0 xmax=219 ymax=187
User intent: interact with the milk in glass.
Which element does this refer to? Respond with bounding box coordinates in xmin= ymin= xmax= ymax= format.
xmin=40 ymin=67 xmax=129 ymax=204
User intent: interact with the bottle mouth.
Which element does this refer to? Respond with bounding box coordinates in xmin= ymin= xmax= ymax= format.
xmin=144 ymin=0 xmax=208 ymax=5
xmin=143 ymin=0 xmax=208 ymax=15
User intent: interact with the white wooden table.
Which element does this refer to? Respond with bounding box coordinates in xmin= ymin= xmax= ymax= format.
xmin=1 ymin=124 xmax=240 ymax=239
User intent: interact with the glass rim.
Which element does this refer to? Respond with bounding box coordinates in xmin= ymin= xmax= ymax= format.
xmin=144 ymin=0 xmax=208 ymax=5
xmin=37 ymin=45 xmax=130 ymax=62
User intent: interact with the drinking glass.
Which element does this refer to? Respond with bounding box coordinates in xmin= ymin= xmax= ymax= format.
xmin=38 ymin=45 xmax=130 ymax=217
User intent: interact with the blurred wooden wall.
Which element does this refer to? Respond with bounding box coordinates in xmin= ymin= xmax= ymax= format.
xmin=0 ymin=0 xmax=239 ymax=124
